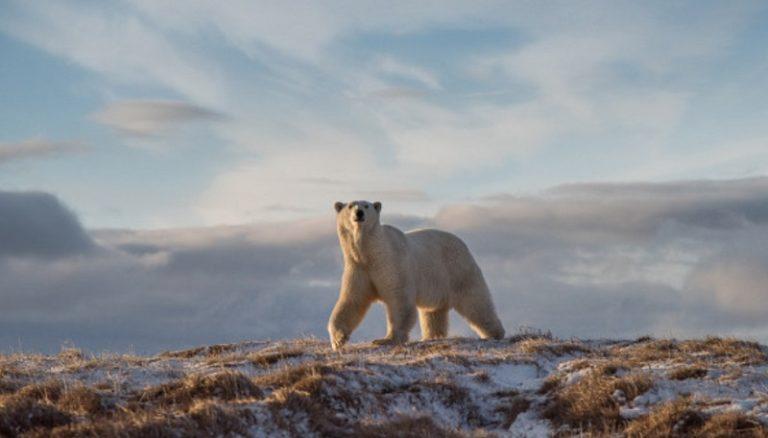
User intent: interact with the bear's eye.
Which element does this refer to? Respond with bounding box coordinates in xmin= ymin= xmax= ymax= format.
xmin=365 ymin=205 xmax=369 ymax=209
xmin=348 ymin=204 xmax=354 ymax=209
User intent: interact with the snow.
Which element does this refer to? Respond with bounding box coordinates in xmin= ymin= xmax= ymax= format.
xmin=483 ymin=362 xmax=542 ymax=391
xmin=509 ymin=410 xmax=552 ymax=437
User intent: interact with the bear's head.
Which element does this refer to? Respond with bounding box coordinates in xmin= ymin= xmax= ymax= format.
xmin=334 ymin=200 xmax=382 ymax=232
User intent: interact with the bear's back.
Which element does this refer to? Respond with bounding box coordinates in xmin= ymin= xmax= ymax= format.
xmin=403 ymin=228 xmax=477 ymax=269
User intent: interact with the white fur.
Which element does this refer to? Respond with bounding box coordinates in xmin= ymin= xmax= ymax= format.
xmin=328 ymin=200 xmax=505 ymax=350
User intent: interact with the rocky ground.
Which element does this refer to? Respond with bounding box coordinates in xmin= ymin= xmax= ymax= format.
xmin=2 ymin=332 xmax=768 ymax=436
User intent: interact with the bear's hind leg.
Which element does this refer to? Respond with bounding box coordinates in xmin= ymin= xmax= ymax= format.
xmin=419 ymin=308 xmax=449 ymax=340
xmin=455 ymin=285 xmax=505 ymax=340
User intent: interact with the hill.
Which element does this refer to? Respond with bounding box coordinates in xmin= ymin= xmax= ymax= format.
xmin=1 ymin=333 xmax=768 ymax=436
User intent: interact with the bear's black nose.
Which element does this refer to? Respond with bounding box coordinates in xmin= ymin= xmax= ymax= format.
xmin=355 ymin=209 xmax=364 ymax=219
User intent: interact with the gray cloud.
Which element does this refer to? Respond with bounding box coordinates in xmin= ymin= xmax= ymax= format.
xmin=0 ymin=139 xmax=83 ymax=164
xmin=0 ymin=191 xmax=95 ymax=258
xmin=92 ymin=100 xmax=225 ymax=137
xmin=2 ymin=177 xmax=768 ymax=353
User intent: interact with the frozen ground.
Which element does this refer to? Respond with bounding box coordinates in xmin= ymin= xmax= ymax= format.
xmin=1 ymin=333 xmax=767 ymax=436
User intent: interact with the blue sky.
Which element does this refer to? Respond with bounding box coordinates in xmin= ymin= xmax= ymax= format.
xmin=2 ymin=1 xmax=768 ymax=229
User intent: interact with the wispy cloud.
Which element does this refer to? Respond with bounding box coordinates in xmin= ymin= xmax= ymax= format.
xmin=377 ymin=56 xmax=441 ymax=90
xmin=92 ymin=100 xmax=226 ymax=138
xmin=0 ymin=1 xmax=225 ymax=106
xmin=2 ymin=1 xmax=764 ymax=226
xmin=0 ymin=139 xmax=83 ymax=164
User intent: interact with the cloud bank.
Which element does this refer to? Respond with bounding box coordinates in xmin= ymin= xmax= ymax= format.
xmin=1 ymin=177 xmax=767 ymax=353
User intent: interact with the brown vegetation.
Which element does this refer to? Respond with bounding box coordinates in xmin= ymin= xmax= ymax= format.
xmin=519 ymin=338 xmax=591 ymax=356
xmin=354 ymin=415 xmax=465 ymax=438
xmin=543 ymin=366 xmax=653 ymax=434
xmin=137 ymin=371 xmax=262 ymax=408
xmin=626 ymin=398 xmax=768 ymax=437
xmin=0 ymin=396 xmax=72 ymax=436
xmin=667 ymin=365 xmax=708 ymax=380
xmin=614 ymin=337 xmax=768 ymax=366
xmin=249 ymin=349 xmax=304 ymax=367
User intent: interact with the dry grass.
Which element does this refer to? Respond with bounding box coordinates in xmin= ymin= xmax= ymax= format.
xmin=18 ymin=380 xmax=65 ymax=403
xmin=186 ymin=400 xmax=255 ymax=435
xmin=626 ymin=398 xmax=768 ymax=437
xmin=137 ymin=371 xmax=262 ymax=408
xmin=683 ymin=337 xmax=768 ymax=364
xmin=698 ymin=411 xmax=768 ymax=437
xmin=494 ymin=393 xmax=530 ymax=429
xmin=615 ymin=337 xmax=768 ymax=366
xmin=254 ymin=361 xmax=334 ymax=389
xmin=668 ymin=365 xmax=708 ymax=380
xmin=354 ymin=415 xmax=465 ymax=438
xmin=543 ymin=366 xmax=653 ymax=434
xmin=538 ymin=374 xmax=563 ymax=395
xmin=57 ymin=348 xmax=84 ymax=362
xmin=33 ymin=401 xmax=254 ymax=437
xmin=248 ymin=349 xmax=304 ymax=367
xmin=409 ymin=378 xmax=470 ymax=406
xmin=625 ymin=398 xmax=706 ymax=437
xmin=159 ymin=342 xmax=241 ymax=359
xmin=0 ymin=379 xmax=18 ymax=394
xmin=519 ymin=338 xmax=591 ymax=356
xmin=58 ymin=386 xmax=105 ymax=415
xmin=0 ymin=396 xmax=72 ymax=436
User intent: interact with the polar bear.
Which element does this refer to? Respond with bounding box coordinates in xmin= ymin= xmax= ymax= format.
xmin=328 ymin=200 xmax=505 ymax=350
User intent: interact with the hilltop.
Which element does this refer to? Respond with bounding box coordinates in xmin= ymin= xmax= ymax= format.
xmin=2 ymin=333 xmax=768 ymax=436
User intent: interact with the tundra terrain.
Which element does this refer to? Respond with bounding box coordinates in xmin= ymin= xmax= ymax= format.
xmin=2 ymin=333 xmax=768 ymax=436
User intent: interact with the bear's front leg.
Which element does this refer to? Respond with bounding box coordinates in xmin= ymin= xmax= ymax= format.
xmin=328 ymin=295 xmax=372 ymax=351
xmin=373 ymin=296 xmax=417 ymax=346
xmin=328 ymin=270 xmax=373 ymax=351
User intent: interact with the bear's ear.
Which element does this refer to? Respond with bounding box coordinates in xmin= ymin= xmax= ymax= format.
xmin=334 ymin=201 xmax=346 ymax=213
xmin=373 ymin=201 xmax=381 ymax=212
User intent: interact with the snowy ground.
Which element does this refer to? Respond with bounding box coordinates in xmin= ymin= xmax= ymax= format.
xmin=1 ymin=334 xmax=767 ymax=436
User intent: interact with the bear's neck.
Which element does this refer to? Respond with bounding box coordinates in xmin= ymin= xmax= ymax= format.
xmin=340 ymin=224 xmax=385 ymax=266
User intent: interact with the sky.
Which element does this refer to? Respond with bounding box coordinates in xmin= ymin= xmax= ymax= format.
xmin=1 ymin=1 xmax=768 ymax=353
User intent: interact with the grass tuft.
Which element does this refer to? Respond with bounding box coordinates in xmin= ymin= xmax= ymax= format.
xmin=354 ymin=415 xmax=465 ymax=438
xmin=667 ymin=365 xmax=708 ymax=381
xmin=0 ymin=396 xmax=72 ymax=436
xmin=543 ymin=368 xmax=653 ymax=433
xmin=626 ymin=398 xmax=768 ymax=437
xmin=138 ymin=371 xmax=262 ymax=408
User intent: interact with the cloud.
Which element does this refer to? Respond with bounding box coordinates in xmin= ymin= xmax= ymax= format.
xmin=0 ymin=191 xmax=95 ymax=258
xmin=2 ymin=177 xmax=768 ymax=353
xmin=182 ymin=1 xmax=752 ymax=223
xmin=686 ymin=258 xmax=768 ymax=321
xmin=0 ymin=139 xmax=83 ymax=164
xmin=440 ymin=177 xmax=768 ymax=248
xmin=377 ymin=56 xmax=441 ymax=91
xmin=434 ymin=177 xmax=768 ymax=338
xmin=92 ymin=100 xmax=226 ymax=137
xmin=0 ymin=1 xmax=225 ymax=106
